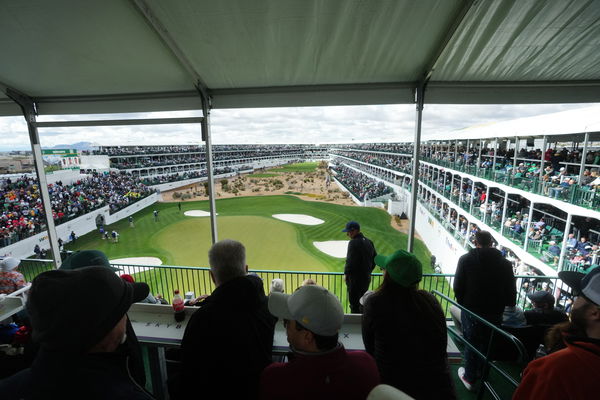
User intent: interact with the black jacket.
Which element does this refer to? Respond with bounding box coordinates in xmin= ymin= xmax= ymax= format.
xmin=524 ymin=308 xmax=568 ymax=326
xmin=0 ymin=349 xmax=154 ymax=400
xmin=453 ymin=247 xmax=516 ymax=323
xmin=170 ymin=274 xmax=275 ymax=399
xmin=362 ymin=285 xmax=456 ymax=400
xmin=344 ymin=233 xmax=376 ymax=278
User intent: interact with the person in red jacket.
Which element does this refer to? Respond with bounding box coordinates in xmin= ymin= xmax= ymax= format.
xmin=260 ymin=285 xmax=380 ymax=400
xmin=513 ymin=266 xmax=600 ymax=399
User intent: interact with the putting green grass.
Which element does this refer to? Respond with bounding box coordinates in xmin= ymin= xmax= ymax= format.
xmin=271 ymin=162 xmax=318 ymax=173
xmin=67 ymin=195 xmax=431 ymax=273
xmin=154 ymin=216 xmax=329 ymax=271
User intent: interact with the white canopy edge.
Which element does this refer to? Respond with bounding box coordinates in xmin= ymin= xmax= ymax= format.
xmin=424 ymin=105 xmax=600 ymax=142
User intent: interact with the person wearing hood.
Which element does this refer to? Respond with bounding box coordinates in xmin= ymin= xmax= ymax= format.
xmin=59 ymin=250 xmax=147 ymax=388
xmin=0 ymin=266 xmax=154 ymax=399
xmin=170 ymin=240 xmax=276 ymax=400
xmin=453 ymin=231 xmax=516 ymax=391
xmin=0 ymin=257 xmax=26 ymax=295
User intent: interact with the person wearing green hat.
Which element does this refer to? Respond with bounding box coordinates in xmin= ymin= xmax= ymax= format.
xmin=362 ymin=249 xmax=456 ymax=399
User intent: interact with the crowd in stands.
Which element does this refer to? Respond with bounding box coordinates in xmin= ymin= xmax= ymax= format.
xmin=332 ymin=145 xmax=600 ymax=273
xmin=331 ymin=164 xmax=393 ymax=201
xmin=0 ymin=173 xmax=155 ymax=248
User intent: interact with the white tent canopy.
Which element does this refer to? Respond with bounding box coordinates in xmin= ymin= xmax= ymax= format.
xmin=424 ymin=105 xmax=600 ymax=142
xmin=2 ymin=0 xmax=600 ymax=116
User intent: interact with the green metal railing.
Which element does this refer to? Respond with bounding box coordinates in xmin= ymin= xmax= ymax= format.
xmin=434 ymin=291 xmax=527 ymax=400
xmin=19 ymin=259 xmax=575 ymax=316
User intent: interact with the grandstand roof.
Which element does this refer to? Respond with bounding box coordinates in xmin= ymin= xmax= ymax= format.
xmin=425 ymin=105 xmax=600 ymax=141
xmin=2 ymin=0 xmax=600 ymax=116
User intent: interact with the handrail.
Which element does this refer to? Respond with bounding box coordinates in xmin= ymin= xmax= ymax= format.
xmin=432 ymin=290 xmax=527 ymax=400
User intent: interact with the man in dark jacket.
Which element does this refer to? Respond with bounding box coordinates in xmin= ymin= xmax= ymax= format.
xmin=60 ymin=250 xmax=147 ymax=388
xmin=343 ymin=221 xmax=377 ymax=313
xmin=0 ymin=266 xmax=154 ymax=399
xmin=524 ymin=291 xmax=568 ymax=326
xmin=170 ymin=239 xmax=276 ymax=399
xmin=453 ymin=231 xmax=516 ymax=391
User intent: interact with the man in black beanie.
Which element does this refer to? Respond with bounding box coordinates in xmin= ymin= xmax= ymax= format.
xmin=59 ymin=250 xmax=146 ymax=387
xmin=0 ymin=266 xmax=154 ymax=399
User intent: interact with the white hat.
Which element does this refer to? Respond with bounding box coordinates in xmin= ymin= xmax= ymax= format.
xmin=270 ymin=278 xmax=284 ymax=293
xmin=0 ymin=257 xmax=20 ymax=271
xmin=268 ymin=285 xmax=343 ymax=336
xmin=560 ymin=167 xmax=566 ymax=171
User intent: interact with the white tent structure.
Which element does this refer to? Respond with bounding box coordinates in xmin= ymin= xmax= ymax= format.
xmin=2 ymin=0 xmax=600 ymax=266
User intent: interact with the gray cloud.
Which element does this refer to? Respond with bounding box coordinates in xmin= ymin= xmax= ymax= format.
xmin=0 ymin=103 xmax=597 ymax=150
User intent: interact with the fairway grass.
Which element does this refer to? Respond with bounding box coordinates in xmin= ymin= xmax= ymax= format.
xmin=68 ymin=195 xmax=432 ymax=273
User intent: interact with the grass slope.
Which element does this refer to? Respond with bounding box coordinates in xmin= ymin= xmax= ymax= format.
xmin=67 ymin=195 xmax=431 ymax=273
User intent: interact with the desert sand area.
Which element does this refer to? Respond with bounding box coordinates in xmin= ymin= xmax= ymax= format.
xmin=160 ymin=166 xmax=356 ymax=206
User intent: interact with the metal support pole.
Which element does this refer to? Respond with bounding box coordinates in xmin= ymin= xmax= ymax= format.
xmin=454 ymin=140 xmax=458 ymax=168
xmin=578 ymin=132 xmax=590 ymax=184
xmin=513 ymin=136 xmax=519 ymax=173
xmin=523 ymin=201 xmax=535 ymax=251
xmin=5 ymin=88 xmax=62 ymax=268
xmin=492 ymin=138 xmax=498 ymax=172
xmin=477 ymin=139 xmax=483 ymax=174
xmin=483 ymin=185 xmax=490 ymax=224
xmin=469 ymin=180 xmax=475 ymax=214
xmin=201 ymin=94 xmax=218 ymax=244
xmin=500 ymin=192 xmax=509 ymax=235
xmin=408 ymin=84 xmax=425 ymax=253
xmin=558 ymin=213 xmax=573 ymax=270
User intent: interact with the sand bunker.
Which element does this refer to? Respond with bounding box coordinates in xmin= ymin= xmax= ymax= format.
xmin=313 ymin=241 xmax=349 ymax=258
xmin=184 ymin=210 xmax=218 ymax=217
xmin=110 ymin=257 xmax=163 ymax=273
xmin=272 ymin=214 xmax=324 ymax=225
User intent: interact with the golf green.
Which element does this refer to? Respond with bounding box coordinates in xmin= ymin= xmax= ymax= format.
xmin=68 ymin=195 xmax=431 ymax=273
xmin=154 ymin=216 xmax=329 ymax=271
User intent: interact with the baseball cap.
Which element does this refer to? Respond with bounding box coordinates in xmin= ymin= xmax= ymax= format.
xmin=342 ymin=221 xmax=360 ymax=232
xmin=60 ymin=250 xmax=119 ymax=271
xmin=527 ymin=290 xmax=555 ymax=307
xmin=27 ymin=266 xmax=149 ymax=353
xmin=374 ymin=250 xmax=422 ymax=287
xmin=0 ymin=257 xmax=20 ymax=272
xmin=559 ymin=266 xmax=600 ymax=306
xmin=268 ymin=285 xmax=344 ymax=336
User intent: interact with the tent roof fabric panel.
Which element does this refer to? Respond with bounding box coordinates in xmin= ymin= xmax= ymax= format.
xmin=0 ymin=0 xmax=192 ymax=98
xmin=148 ymin=0 xmax=461 ymax=88
xmin=433 ymin=0 xmax=600 ymax=82
xmin=1 ymin=0 xmax=600 ymax=115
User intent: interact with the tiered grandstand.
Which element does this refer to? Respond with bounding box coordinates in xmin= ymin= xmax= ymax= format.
xmin=330 ymin=107 xmax=600 ymax=281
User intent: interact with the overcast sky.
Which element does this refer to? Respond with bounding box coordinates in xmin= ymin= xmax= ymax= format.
xmin=0 ymin=103 xmax=597 ymax=151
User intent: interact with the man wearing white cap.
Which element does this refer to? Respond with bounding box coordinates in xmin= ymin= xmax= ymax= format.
xmin=260 ymin=285 xmax=380 ymax=399
xmin=0 ymin=257 xmax=26 ymax=295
